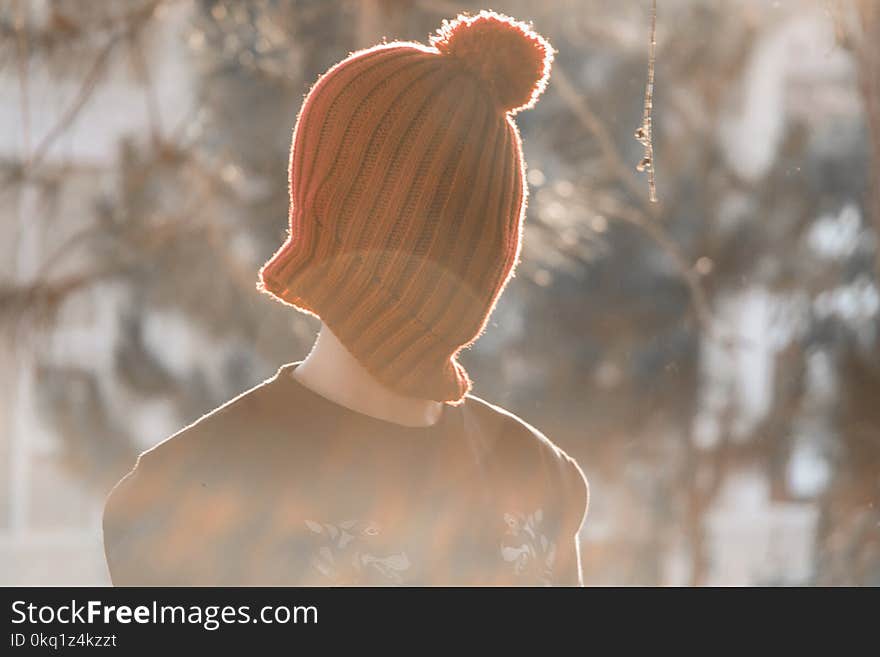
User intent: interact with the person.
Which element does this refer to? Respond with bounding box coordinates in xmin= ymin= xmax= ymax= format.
xmin=103 ymin=9 xmax=589 ymax=586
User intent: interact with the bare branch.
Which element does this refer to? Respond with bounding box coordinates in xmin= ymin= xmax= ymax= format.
xmin=26 ymin=1 xmax=161 ymax=170
xmin=634 ymin=0 xmax=658 ymax=203
xmin=553 ymin=65 xmax=654 ymax=210
xmin=594 ymin=194 xmax=711 ymax=331
xmin=128 ymin=30 xmax=165 ymax=144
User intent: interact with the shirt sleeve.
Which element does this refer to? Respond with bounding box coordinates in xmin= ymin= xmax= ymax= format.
xmin=102 ymin=453 xmax=170 ymax=586
xmin=552 ymin=454 xmax=590 ymax=587
xmin=103 ymin=437 xmax=320 ymax=586
xmin=102 ymin=435 xmax=212 ymax=587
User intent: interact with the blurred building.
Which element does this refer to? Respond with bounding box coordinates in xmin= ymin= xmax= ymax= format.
xmin=0 ymin=0 xmax=197 ymax=585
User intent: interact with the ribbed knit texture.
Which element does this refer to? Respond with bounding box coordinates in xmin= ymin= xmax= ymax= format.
xmin=258 ymin=11 xmax=553 ymax=404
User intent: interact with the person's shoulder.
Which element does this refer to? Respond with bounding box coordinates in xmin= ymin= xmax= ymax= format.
xmin=103 ymin=362 xmax=296 ymax=525
xmin=462 ymin=392 xmax=589 ymax=524
xmin=136 ymin=363 xmax=295 ymax=469
xmin=102 ymin=364 xmax=298 ymax=585
xmin=463 ymin=394 xmax=585 ymax=477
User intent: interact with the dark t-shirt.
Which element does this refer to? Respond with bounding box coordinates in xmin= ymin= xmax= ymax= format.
xmin=102 ymin=362 xmax=589 ymax=586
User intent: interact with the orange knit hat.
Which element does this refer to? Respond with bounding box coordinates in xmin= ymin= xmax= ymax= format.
xmin=258 ymin=10 xmax=554 ymax=404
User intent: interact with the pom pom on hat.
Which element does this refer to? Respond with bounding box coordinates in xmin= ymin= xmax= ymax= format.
xmin=431 ymin=10 xmax=554 ymax=115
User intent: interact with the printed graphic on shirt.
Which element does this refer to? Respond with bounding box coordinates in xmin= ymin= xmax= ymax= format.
xmin=304 ymin=519 xmax=411 ymax=584
xmin=500 ymin=508 xmax=557 ymax=586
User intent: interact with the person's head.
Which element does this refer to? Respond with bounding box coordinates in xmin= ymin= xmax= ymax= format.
xmin=258 ymin=10 xmax=554 ymax=405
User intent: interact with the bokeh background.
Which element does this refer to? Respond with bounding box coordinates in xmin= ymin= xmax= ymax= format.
xmin=1 ymin=0 xmax=879 ymax=586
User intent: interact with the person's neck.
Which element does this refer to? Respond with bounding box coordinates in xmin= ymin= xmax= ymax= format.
xmin=292 ymin=324 xmax=445 ymax=428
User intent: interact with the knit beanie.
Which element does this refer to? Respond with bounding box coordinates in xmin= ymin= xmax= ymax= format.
xmin=258 ymin=10 xmax=554 ymax=405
